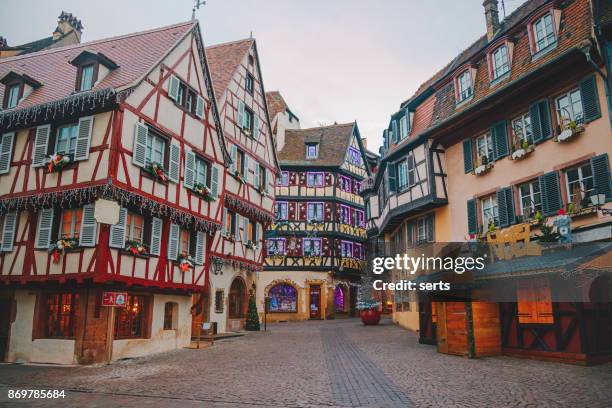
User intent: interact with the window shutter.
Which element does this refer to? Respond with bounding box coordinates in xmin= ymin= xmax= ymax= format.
xmin=266 ymin=169 xmax=273 ymax=192
xmin=591 ymin=154 xmax=612 ymax=200
xmin=184 ymin=150 xmax=195 ymax=189
xmin=230 ymin=145 xmax=237 ymax=173
xmin=254 ymin=163 xmax=260 ymax=189
xmin=74 ymin=116 xmax=94 ymax=161
xmin=243 ymin=217 xmax=249 ymax=244
xmin=167 ymin=223 xmax=180 ymax=260
xmin=467 ymin=199 xmax=478 ymax=234
xmin=222 ymin=208 xmax=228 ymax=235
xmin=243 ymin=155 xmax=249 ymax=183
xmin=32 ymin=124 xmax=50 ymax=167
xmin=253 ymin=115 xmax=260 ymax=140
xmin=388 ymin=163 xmax=397 ymax=193
xmin=539 ymin=171 xmax=562 ymax=216
xmin=237 ymin=101 xmax=246 ymax=128
xmin=79 ymin=204 xmax=97 ymax=247
xmin=133 ymin=123 xmax=148 ymax=168
xmin=211 ymin=165 xmax=219 ymax=197
xmin=406 ymin=221 xmax=414 ymax=247
xmin=0 ymin=132 xmax=15 ymax=174
xmin=254 ymin=222 xmax=259 ymax=245
xmin=463 ymin=138 xmax=473 ymax=173
xmin=234 ymin=214 xmax=240 ymax=241
xmin=195 ymin=96 xmax=205 ymax=118
xmin=150 ymin=217 xmax=163 ymax=256
xmin=1 ymin=212 xmax=17 ymax=252
xmin=35 ymin=208 xmax=54 ymax=249
xmin=168 ymin=142 xmax=180 ymax=183
xmin=529 ymin=100 xmax=552 ymax=142
xmin=426 ymin=213 xmax=435 ymax=242
xmin=392 ymin=121 xmax=399 ymax=143
xmin=497 ymin=187 xmax=515 ymax=228
xmin=492 ymin=120 xmax=508 ymax=160
xmin=195 ymin=230 xmax=205 ymax=265
xmin=109 ymin=207 xmax=127 ymax=249
xmin=168 ymin=75 xmax=180 ymax=101
xmin=580 ymin=75 xmax=601 ymax=123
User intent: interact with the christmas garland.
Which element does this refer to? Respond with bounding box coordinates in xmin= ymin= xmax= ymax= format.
xmin=211 ymin=254 xmax=262 ymax=272
xmin=224 ymin=193 xmax=274 ymax=224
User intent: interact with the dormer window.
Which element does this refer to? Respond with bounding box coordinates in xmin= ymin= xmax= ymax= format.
xmin=306 ymin=143 xmax=319 ymax=159
xmin=491 ymin=45 xmax=510 ymax=79
xmin=457 ymin=70 xmax=473 ymax=102
xmin=527 ymin=7 xmax=560 ymax=58
xmin=79 ymin=64 xmax=95 ymax=91
xmin=1 ymin=71 xmax=42 ymax=110
xmin=533 ymin=13 xmax=555 ymax=52
xmin=6 ymin=84 xmax=20 ymax=109
xmin=70 ymin=50 xmax=118 ymax=93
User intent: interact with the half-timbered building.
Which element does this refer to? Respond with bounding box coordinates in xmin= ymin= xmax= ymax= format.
xmin=262 ymin=123 xmax=371 ymax=321
xmin=0 ymin=20 xmax=229 ymax=364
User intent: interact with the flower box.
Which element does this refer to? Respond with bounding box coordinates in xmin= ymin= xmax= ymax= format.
xmin=49 ymin=237 xmax=79 ymax=263
xmin=473 ymin=163 xmax=493 ymax=176
xmin=125 ymin=241 xmax=149 ymax=257
xmin=46 ymin=153 xmax=73 ymax=173
xmin=177 ymin=255 xmax=195 ymax=272
xmin=557 ymin=123 xmax=584 ymax=142
xmin=511 ymin=145 xmax=535 ymax=160
xmin=192 ymin=183 xmax=216 ymax=202
xmin=146 ymin=162 xmax=168 ymax=182
xmin=245 ymin=240 xmax=258 ymax=250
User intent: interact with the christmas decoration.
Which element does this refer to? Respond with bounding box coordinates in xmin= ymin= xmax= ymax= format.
xmin=224 ymin=193 xmax=274 ymax=224
xmin=126 ymin=240 xmax=148 ymax=256
xmin=177 ymin=255 xmax=195 ymax=272
xmin=47 ymin=154 xmax=71 ymax=173
xmin=147 ymin=162 xmax=167 ymax=182
xmin=49 ymin=237 xmax=79 ymax=263
xmin=245 ymin=240 xmax=258 ymax=250
xmin=245 ymin=289 xmax=260 ymax=331
xmin=192 ymin=182 xmax=216 ymax=202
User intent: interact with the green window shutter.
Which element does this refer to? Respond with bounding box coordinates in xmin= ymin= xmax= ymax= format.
xmin=168 ymin=75 xmax=180 ymax=101
xmin=230 ymin=145 xmax=237 ymax=173
xmin=237 ymin=101 xmax=246 ymax=128
xmin=167 ymin=223 xmax=180 ymax=261
xmin=32 ymin=125 xmax=50 ymax=167
xmin=590 ymin=153 xmax=612 ymax=200
xmin=195 ymin=96 xmax=205 ymax=119
xmin=167 ymin=142 xmax=180 ymax=183
xmin=133 ymin=123 xmax=148 ymax=168
xmin=253 ymin=116 xmax=260 ymax=140
xmin=195 ymin=231 xmax=205 ymax=265
xmin=492 ymin=120 xmax=508 ymax=160
xmin=467 ymin=199 xmax=478 ymax=235
xmin=383 ymin=130 xmax=389 ymax=150
xmin=539 ymin=171 xmax=562 ymax=216
xmin=426 ymin=214 xmax=435 ymax=242
xmin=530 ymin=100 xmax=552 ymax=142
xmin=387 ymin=163 xmax=397 ymax=193
xmin=35 ymin=208 xmax=54 ymax=249
xmin=580 ymin=75 xmax=601 ymax=123
xmin=496 ymin=187 xmax=515 ymax=228
xmin=463 ymin=138 xmax=473 ymax=173
xmin=406 ymin=221 xmax=414 ymax=247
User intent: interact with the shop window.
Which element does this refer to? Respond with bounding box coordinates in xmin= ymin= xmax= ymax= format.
xmin=115 ymin=294 xmax=149 ymax=339
xmin=517 ymin=278 xmax=553 ymax=324
xmin=42 ymin=292 xmax=79 ymax=339
xmin=268 ymin=283 xmax=297 ymax=313
xmin=163 ymin=302 xmax=178 ymax=330
xmin=228 ymin=279 xmax=246 ymax=319
xmin=214 ymin=290 xmax=224 ymax=313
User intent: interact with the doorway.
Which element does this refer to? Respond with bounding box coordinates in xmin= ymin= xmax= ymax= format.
xmin=0 ymin=296 xmax=13 ymax=361
xmin=309 ymin=285 xmax=321 ymax=319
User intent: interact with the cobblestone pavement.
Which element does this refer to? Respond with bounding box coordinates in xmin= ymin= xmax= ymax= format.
xmin=0 ymin=318 xmax=611 ymax=407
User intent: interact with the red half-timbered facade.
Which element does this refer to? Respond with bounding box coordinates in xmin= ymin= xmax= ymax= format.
xmin=0 ymin=21 xmax=229 ymax=364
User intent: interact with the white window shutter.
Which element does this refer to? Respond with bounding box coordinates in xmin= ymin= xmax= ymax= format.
xmin=75 ymin=116 xmax=94 ymax=161
xmin=230 ymin=145 xmax=237 ymax=173
xmin=266 ymin=169 xmax=272 ymax=192
xmin=167 ymin=223 xmax=180 ymax=260
xmin=1 ymin=212 xmax=17 ymax=252
xmin=32 ymin=125 xmax=50 ymax=167
xmin=234 ymin=214 xmax=240 ymax=241
xmin=237 ymin=101 xmax=246 ymax=128
xmin=211 ymin=165 xmax=219 ymax=197
xmin=168 ymin=75 xmax=180 ymax=101
xmin=253 ymin=115 xmax=260 ymax=140
xmin=195 ymin=230 xmax=205 ymax=265
xmin=184 ymin=149 xmax=195 ymax=189
xmin=244 ymin=155 xmax=249 ymax=183
xmin=254 ymin=222 xmax=259 ymax=246
xmin=242 ymin=216 xmax=249 ymax=244
xmin=195 ymin=96 xmax=205 ymax=118
xmin=254 ymin=164 xmax=260 ymax=189
xmin=0 ymin=132 xmax=15 ymax=174
xmin=168 ymin=142 xmax=180 ymax=183
xmin=150 ymin=217 xmax=163 ymax=256
xmin=35 ymin=208 xmax=54 ymax=249
xmin=222 ymin=208 xmax=228 ymax=235
xmin=79 ymin=204 xmax=97 ymax=247
xmin=109 ymin=207 xmax=127 ymax=249
xmin=133 ymin=123 xmax=148 ymax=168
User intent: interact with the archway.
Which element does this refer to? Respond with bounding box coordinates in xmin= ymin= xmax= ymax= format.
xmin=228 ymin=278 xmax=247 ymax=319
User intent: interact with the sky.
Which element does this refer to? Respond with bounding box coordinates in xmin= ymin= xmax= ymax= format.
xmin=0 ymin=0 xmax=524 ymax=153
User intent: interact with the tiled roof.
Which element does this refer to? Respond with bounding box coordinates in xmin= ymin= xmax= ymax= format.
xmin=205 ymin=38 xmax=254 ymax=100
xmin=278 ymin=123 xmax=355 ymax=167
xmin=266 ymin=91 xmax=288 ymax=121
xmin=0 ymin=21 xmax=195 ymax=110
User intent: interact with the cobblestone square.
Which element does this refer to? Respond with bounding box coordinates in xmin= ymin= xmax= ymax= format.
xmin=0 ymin=318 xmax=611 ymax=407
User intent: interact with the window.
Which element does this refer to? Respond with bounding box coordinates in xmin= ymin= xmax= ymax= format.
xmin=512 ymin=113 xmax=533 ymax=145
xmin=340 ymin=241 xmax=354 ymax=258
xmin=43 ymin=292 xmax=79 ymax=338
xmin=519 ymin=181 xmax=542 ymax=218
xmin=491 ymin=45 xmax=510 ymax=79
xmin=306 ymin=172 xmax=324 ymax=187
xmin=457 ymin=70 xmax=473 ymax=102
xmin=348 ymin=147 xmax=361 ymax=165
xmin=79 ymin=65 xmax=95 ymax=91
xmin=339 ymin=175 xmax=352 ymax=192
xmin=306 ymin=143 xmax=319 ymax=159
xmin=258 ymin=164 xmax=266 ymax=190
xmin=214 ymin=290 xmax=224 ymax=313
xmin=277 ymin=171 xmax=289 ymax=186
xmin=533 ymin=13 xmax=556 ymax=53
xmin=179 ymin=229 xmax=190 ymax=257
xmin=243 ymin=107 xmax=254 ymax=134
xmin=417 ymin=217 xmax=427 ymax=243
xmin=355 ymin=210 xmax=365 ymax=228
xmin=475 ymin=132 xmax=494 ymax=164
xmin=303 ymin=238 xmax=322 ymax=256
xmin=267 ymin=238 xmax=285 ymax=255
xmin=229 ymin=279 xmax=246 ymax=318
xmin=407 ymin=156 xmax=416 ymax=187
xmin=481 ymin=195 xmax=499 ymax=227
xmin=307 ymin=202 xmax=324 ymax=221
xmin=235 ymin=149 xmax=245 ymax=176
xmin=566 ymin=163 xmax=593 ymax=204
xmin=55 ymin=123 xmax=79 ymax=156
xmin=556 ymin=89 xmax=584 ymax=126
xmin=399 ymin=116 xmax=408 ymax=140
xmin=163 ymin=302 xmax=178 ymax=330
xmin=275 ymin=202 xmax=288 ymax=220
xmin=6 ymin=84 xmax=20 ymax=109
xmin=339 ymin=205 xmax=351 ymax=225
xmin=268 ymin=284 xmax=297 ymax=313
xmin=398 ymin=156 xmax=415 ymax=190
xmin=245 ymin=73 xmax=254 ymax=95
xmin=247 ymin=219 xmax=256 ymax=242
xmin=225 ymin=209 xmax=236 ymax=237
xmin=115 ymin=294 xmax=148 ymax=339
xmin=194 ymin=156 xmax=209 ymax=186
xmin=354 ymin=243 xmax=363 ymax=259
xmin=145 ymin=131 xmax=166 ymax=167
xmin=60 ymin=208 xmax=83 ymax=239
xmin=125 ymin=212 xmax=144 ymax=243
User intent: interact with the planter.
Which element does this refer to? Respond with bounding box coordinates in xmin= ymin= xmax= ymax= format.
xmin=360 ymin=308 xmax=381 ymax=325
xmin=557 ymin=125 xmax=584 ymax=142
xmin=511 ymin=145 xmax=535 ymax=160
xmin=473 ymin=163 xmax=493 ymax=176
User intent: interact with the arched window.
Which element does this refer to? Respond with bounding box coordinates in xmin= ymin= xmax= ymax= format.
xmin=268 ymin=284 xmax=297 ymax=313
xmin=228 ymin=279 xmax=246 ymax=319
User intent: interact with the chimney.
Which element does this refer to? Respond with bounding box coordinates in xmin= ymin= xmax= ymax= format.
xmin=483 ymin=0 xmax=500 ymax=42
xmin=53 ymin=11 xmax=83 ymax=43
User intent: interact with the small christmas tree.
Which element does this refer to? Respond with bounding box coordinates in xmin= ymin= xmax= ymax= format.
xmin=245 ymin=289 xmax=260 ymax=331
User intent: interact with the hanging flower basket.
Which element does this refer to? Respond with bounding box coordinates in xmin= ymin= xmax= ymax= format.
xmin=177 ymin=255 xmax=195 ymax=272
xmin=47 ymin=153 xmax=71 ymax=173
xmin=125 ymin=240 xmax=148 ymax=256
xmin=193 ymin=182 xmax=216 ymax=202
xmin=147 ymin=162 xmax=168 ymax=182
xmin=49 ymin=237 xmax=79 ymax=263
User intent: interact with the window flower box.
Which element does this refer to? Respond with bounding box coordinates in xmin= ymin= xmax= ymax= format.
xmin=511 ymin=144 xmax=535 ymax=160
xmin=46 ymin=153 xmax=72 ymax=173
xmin=473 ymin=162 xmax=493 ymax=176
xmin=556 ymin=120 xmax=584 ymax=142
xmin=192 ymin=182 xmax=216 ymax=202
xmin=177 ymin=255 xmax=195 ymax=272
xmin=243 ymin=127 xmax=252 ymax=137
xmin=49 ymin=237 xmax=79 ymax=263
xmin=245 ymin=240 xmax=258 ymax=250
xmin=125 ymin=241 xmax=148 ymax=257
xmin=147 ymin=162 xmax=168 ymax=182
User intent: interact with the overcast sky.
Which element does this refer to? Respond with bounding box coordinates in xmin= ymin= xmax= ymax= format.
xmin=1 ymin=0 xmax=524 ymax=152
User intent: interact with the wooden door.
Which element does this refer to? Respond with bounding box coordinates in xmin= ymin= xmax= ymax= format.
xmin=436 ymin=302 xmax=469 ymax=356
xmin=309 ymin=285 xmax=321 ymax=319
xmin=0 ymin=298 xmax=12 ymax=361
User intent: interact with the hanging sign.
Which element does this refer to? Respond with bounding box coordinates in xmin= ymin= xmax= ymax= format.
xmin=102 ymin=292 xmax=128 ymax=307
xmin=94 ymin=198 xmax=120 ymax=225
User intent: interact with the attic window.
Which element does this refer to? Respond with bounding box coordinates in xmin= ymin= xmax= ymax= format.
xmin=1 ymin=71 xmax=42 ymax=110
xmin=79 ymin=64 xmax=95 ymax=91
xmin=70 ymin=50 xmax=118 ymax=93
xmin=456 ymin=70 xmax=473 ymax=103
xmin=526 ymin=6 xmax=561 ymax=58
xmin=246 ymin=73 xmax=254 ymax=95
xmin=5 ymin=84 xmax=21 ymax=109
xmin=248 ymin=54 xmax=254 ymax=65
xmin=306 ymin=143 xmax=319 ymax=159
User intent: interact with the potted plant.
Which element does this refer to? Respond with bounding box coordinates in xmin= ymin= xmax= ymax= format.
xmin=358 ymin=300 xmax=382 ymax=325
